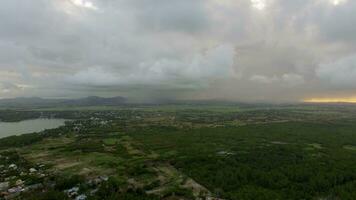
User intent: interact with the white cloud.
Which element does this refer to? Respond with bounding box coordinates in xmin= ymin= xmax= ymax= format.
xmin=250 ymin=75 xmax=279 ymax=84
xmin=251 ymin=0 xmax=267 ymax=10
xmin=250 ymin=73 xmax=304 ymax=87
xmin=0 ymin=82 xmax=30 ymax=94
xmin=282 ymin=73 xmax=305 ymax=86
xmin=68 ymin=45 xmax=235 ymax=89
xmin=330 ymin=0 xmax=348 ymax=6
xmin=70 ymin=0 xmax=97 ymax=10
xmin=68 ymin=67 xmax=120 ymax=87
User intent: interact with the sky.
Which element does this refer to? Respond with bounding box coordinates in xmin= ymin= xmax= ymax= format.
xmin=0 ymin=0 xmax=356 ymax=102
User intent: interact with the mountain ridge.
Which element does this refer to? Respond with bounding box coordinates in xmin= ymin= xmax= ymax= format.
xmin=0 ymin=96 xmax=127 ymax=108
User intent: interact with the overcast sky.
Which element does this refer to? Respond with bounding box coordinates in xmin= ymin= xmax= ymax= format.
xmin=0 ymin=0 xmax=356 ymax=102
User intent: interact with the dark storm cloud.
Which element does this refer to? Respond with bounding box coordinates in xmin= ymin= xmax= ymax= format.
xmin=0 ymin=0 xmax=356 ymax=101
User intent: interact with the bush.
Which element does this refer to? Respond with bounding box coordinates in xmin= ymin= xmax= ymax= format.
xmin=55 ymin=175 xmax=85 ymax=190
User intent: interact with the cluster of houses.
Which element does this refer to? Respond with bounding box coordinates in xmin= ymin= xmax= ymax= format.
xmin=0 ymin=161 xmax=48 ymax=200
xmin=63 ymin=175 xmax=109 ymax=200
xmin=0 ymin=154 xmax=110 ymax=200
xmin=72 ymin=117 xmax=111 ymax=133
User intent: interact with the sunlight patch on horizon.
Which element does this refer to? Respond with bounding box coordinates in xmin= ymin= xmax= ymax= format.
xmin=304 ymin=97 xmax=356 ymax=103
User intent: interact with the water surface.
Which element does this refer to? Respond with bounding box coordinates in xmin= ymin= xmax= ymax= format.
xmin=0 ymin=118 xmax=67 ymax=139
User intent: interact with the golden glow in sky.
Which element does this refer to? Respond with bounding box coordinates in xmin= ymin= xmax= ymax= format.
xmin=304 ymin=97 xmax=356 ymax=103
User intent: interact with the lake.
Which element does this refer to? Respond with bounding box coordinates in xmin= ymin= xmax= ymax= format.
xmin=0 ymin=118 xmax=67 ymax=139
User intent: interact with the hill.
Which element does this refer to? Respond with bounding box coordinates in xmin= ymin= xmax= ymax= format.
xmin=0 ymin=96 xmax=127 ymax=109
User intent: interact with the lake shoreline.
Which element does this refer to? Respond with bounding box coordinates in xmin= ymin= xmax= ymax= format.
xmin=0 ymin=118 xmax=68 ymax=139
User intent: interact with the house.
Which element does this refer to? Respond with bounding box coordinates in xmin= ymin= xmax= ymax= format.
xmin=75 ymin=194 xmax=87 ymax=200
xmin=8 ymin=164 xmax=17 ymax=170
xmin=99 ymin=175 xmax=109 ymax=181
xmin=65 ymin=187 xmax=79 ymax=198
xmin=29 ymin=168 xmax=37 ymax=173
xmin=8 ymin=186 xmax=21 ymax=193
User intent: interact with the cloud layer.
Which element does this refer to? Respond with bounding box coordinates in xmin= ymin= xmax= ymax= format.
xmin=0 ymin=0 xmax=356 ymax=102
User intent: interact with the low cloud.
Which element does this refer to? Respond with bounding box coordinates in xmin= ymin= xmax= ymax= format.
xmin=249 ymin=74 xmax=305 ymax=87
xmin=68 ymin=45 xmax=235 ymax=90
xmin=281 ymin=74 xmax=305 ymax=87
xmin=249 ymin=75 xmax=279 ymax=84
xmin=316 ymin=54 xmax=356 ymax=88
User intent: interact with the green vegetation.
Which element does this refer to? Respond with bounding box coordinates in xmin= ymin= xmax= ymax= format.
xmin=131 ymin=122 xmax=356 ymax=199
xmin=0 ymin=110 xmax=41 ymax=122
xmin=1 ymin=104 xmax=356 ymax=199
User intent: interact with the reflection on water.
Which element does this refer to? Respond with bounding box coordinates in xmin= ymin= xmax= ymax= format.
xmin=0 ymin=118 xmax=67 ymax=139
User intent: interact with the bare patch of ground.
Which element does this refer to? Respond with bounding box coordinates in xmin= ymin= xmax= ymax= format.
xmin=343 ymin=145 xmax=356 ymax=151
xmin=271 ymin=141 xmax=289 ymax=145
xmin=308 ymin=143 xmax=323 ymax=149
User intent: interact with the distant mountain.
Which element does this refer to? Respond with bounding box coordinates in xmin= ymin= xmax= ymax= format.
xmin=62 ymin=96 xmax=127 ymax=107
xmin=0 ymin=96 xmax=127 ymax=108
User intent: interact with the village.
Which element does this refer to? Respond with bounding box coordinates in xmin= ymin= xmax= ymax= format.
xmin=0 ymin=151 xmax=50 ymax=200
xmin=0 ymin=150 xmax=114 ymax=200
xmin=0 ymin=113 xmax=115 ymax=200
xmin=0 ymin=109 xmax=233 ymax=200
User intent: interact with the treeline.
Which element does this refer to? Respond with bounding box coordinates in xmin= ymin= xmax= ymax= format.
xmin=0 ymin=125 xmax=73 ymax=150
xmin=0 ymin=133 xmax=44 ymax=149
xmin=0 ymin=110 xmax=41 ymax=122
xmin=0 ymin=110 xmax=88 ymax=122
